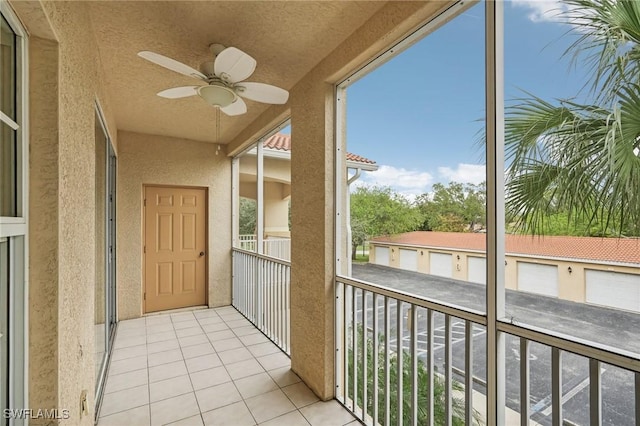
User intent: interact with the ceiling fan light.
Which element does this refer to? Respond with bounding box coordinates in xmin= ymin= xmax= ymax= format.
xmin=197 ymin=85 xmax=236 ymax=107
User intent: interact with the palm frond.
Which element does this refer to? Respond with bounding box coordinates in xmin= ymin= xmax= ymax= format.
xmin=561 ymin=0 xmax=640 ymax=103
xmin=505 ymin=94 xmax=639 ymax=235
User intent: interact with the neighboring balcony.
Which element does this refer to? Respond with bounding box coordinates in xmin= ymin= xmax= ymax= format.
xmin=239 ymin=235 xmax=291 ymax=262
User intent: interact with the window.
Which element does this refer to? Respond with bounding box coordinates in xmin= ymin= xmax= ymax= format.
xmin=335 ymin=2 xmax=640 ymax=425
xmin=0 ymin=3 xmax=28 ymax=423
xmin=1 ymin=14 xmax=17 ymax=217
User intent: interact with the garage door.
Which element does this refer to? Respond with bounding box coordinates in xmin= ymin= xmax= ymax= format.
xmin=468 ymin=257 xmax=486 ymax=285
xmin=399 ymin=249 xmax=418 ymax=272
xmin=374 ymin=247 xmax=390 ymax=267
xmin=586 ymin=270 xmax=640 ymax=313
xmin=430 ymin=252 xmax=452 ymax=278
xmin=517 ymin=262 xmax=558 ymax=297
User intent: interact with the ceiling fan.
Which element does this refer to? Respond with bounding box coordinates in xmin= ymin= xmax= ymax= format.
xmin=138 ymin=44 xmax=289 ymax=116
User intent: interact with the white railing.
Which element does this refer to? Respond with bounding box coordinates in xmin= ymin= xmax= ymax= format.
xmin=232 ymin=248 xmax=291 ymax=354
xmin=263 ymin=237 xmax=291 ymax=262
xmin=238 ymin=235 xmax=291 ymax=261
xmin=335 ymin=275 xmax=640 ymax=425
xmin=239 ymin=234 xmax=257 ymax=252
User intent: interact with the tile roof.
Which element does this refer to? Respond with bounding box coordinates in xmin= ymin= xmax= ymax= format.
xmin=263 ymin=133 xmax=377 ymax=165
xmin=371 ymin=231 xmax=640 ymax=265
xmin=263 ymin=133 xmax=291 ymax=151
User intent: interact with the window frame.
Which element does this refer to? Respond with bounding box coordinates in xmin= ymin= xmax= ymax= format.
xmin=0 ymin=0 xmax=27 ymax=226
xmin=0 ymin=1 xmax=29 ymax=423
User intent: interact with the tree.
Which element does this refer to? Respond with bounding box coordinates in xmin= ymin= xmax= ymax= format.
xmin=505 ymin=0 xmax=640 ymax=236
xmin=350 ymin=186 xmax=422 ymax=258
xmin=239 ymin=197 xmax=256 ymax=235
xmin=350 ymin=216 xmax=368 ymax=260
xmin=416 ymin=182 xmax=486 ymax=232
xmin=531 ymin=211 xmax=621 ymax=236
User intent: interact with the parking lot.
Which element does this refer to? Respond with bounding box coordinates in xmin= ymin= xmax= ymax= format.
xmin=349 ymin=264 xmax=640 ymax=425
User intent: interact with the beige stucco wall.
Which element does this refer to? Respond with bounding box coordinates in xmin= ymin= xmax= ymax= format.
xmin=370 ymin=242 xmax=640 ymax=305
xmin=28 ymin=35 xmax=60 ymax=420
xmin=264 ymin=182 xmax=290 ymax=236
xmin=11 ymin=0 xmax=119 ymax=423
xmin=418 ymin=248 xmax=430 ymax=273
xmin=117 ymin=131 xmax=232 ymax=320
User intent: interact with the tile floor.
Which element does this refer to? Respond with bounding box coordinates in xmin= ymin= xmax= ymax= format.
xmin=98 ymin=306 xmax=358 ymax=426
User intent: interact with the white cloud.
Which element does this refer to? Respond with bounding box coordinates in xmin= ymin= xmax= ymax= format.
xmin=355 ymin=165 xmax=434 ymax=199
xmin=350 ymin=163 xmax=487 ymax=200
xmin=510 ymin=0 xmax=567 ymax=23
xmin=437 ymin=163 xmax=486 ymax=185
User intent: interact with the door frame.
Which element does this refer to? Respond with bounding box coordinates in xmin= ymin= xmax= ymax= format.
xmin=142 ymin=184 xmax=209 ymax=314
xmin=94 ymin=100 xmax=118 ymax=418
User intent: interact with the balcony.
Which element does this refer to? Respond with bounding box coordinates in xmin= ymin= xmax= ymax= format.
xmin=230 ymin=249 xmax=640 ymax=425
xmin=4 ymin=1 xmax=640 ymax=425
xmin=98 ymin=306 xmax=356 ymax=425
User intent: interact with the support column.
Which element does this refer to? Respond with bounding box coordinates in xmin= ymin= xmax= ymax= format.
xmin=28 ymin=36 xmax=60 ymax=423
xmin=290 ymin=81 xmax=335 ymax=400
xmin=263 ymin=182 xmax=290 ymax=238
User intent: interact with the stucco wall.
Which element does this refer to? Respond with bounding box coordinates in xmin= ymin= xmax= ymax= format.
xmin=28 ymin=35 xmax=60 ymax=420
xmin=10 ymin=0 xmax=119 ymax=423
xmin=117 ymin=131 xmax=232 ymax=320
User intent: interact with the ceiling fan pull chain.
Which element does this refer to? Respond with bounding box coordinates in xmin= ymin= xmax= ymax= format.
xmin=216 ymin=107 xmax=221 ymax=145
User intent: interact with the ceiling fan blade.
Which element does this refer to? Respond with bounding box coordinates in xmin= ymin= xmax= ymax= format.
xmin=214 ymin=47 xmax=256 ymax=83
xmin=236 ymin=82 xmax=289 ymax=104
xmin=157 ymin=86 xmax=200 ymax=99
xmin=220 ymin=97 xmax=247 ymax=116
xmin=138 ymin=51 xmax=207 ymax=80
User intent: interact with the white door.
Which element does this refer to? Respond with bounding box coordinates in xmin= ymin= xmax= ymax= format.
xmin=374 ymin=247 xmax=390 ymax=267
xmin=468 ymin=256 xmax=486 ymax=285
xmin=430 ymin=252 xmax=452 ymax=278
xmin=517 ymin=262 xmax=558 ymax=297
xmin=586 ymin=270 xmax=640 ymax=313
xmin=399 ymin=249 xmax=418 ymax=272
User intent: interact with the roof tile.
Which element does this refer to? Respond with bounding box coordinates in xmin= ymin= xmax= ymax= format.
xmin=263 ymin=133 xmax=376 ymax=165
xmin=371 ymin=231 xmax=640 ymax=265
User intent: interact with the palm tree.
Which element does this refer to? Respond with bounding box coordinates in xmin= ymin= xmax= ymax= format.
xmin=506 ymin=0 xmax=640 ymax=236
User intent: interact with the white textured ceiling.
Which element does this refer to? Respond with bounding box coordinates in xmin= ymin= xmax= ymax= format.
xmin=88 ymin=1 xmax=387 ymax=144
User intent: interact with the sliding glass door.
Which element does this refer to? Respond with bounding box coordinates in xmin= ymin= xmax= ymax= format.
xmin=94 ymin=106 xmax=116 ymax=415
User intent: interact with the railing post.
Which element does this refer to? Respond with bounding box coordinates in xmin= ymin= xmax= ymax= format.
xmin=520 ymin=338 xmax=530 ymax=426
xmin=589 ymin=359 xmax=601 ymax=426
xmin=552 ymin=348 xmax=563 ymax=424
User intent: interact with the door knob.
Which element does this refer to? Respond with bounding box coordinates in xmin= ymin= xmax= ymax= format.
xmin=199 ymin=251 xmax=205 ymax=257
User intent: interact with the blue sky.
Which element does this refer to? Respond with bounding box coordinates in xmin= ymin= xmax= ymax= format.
xmin=346 ymin=0 xmax=590 ymax=199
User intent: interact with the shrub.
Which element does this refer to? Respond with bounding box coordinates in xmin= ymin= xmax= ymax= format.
xmin=346 ymin=328 xmax=481 ymax=425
